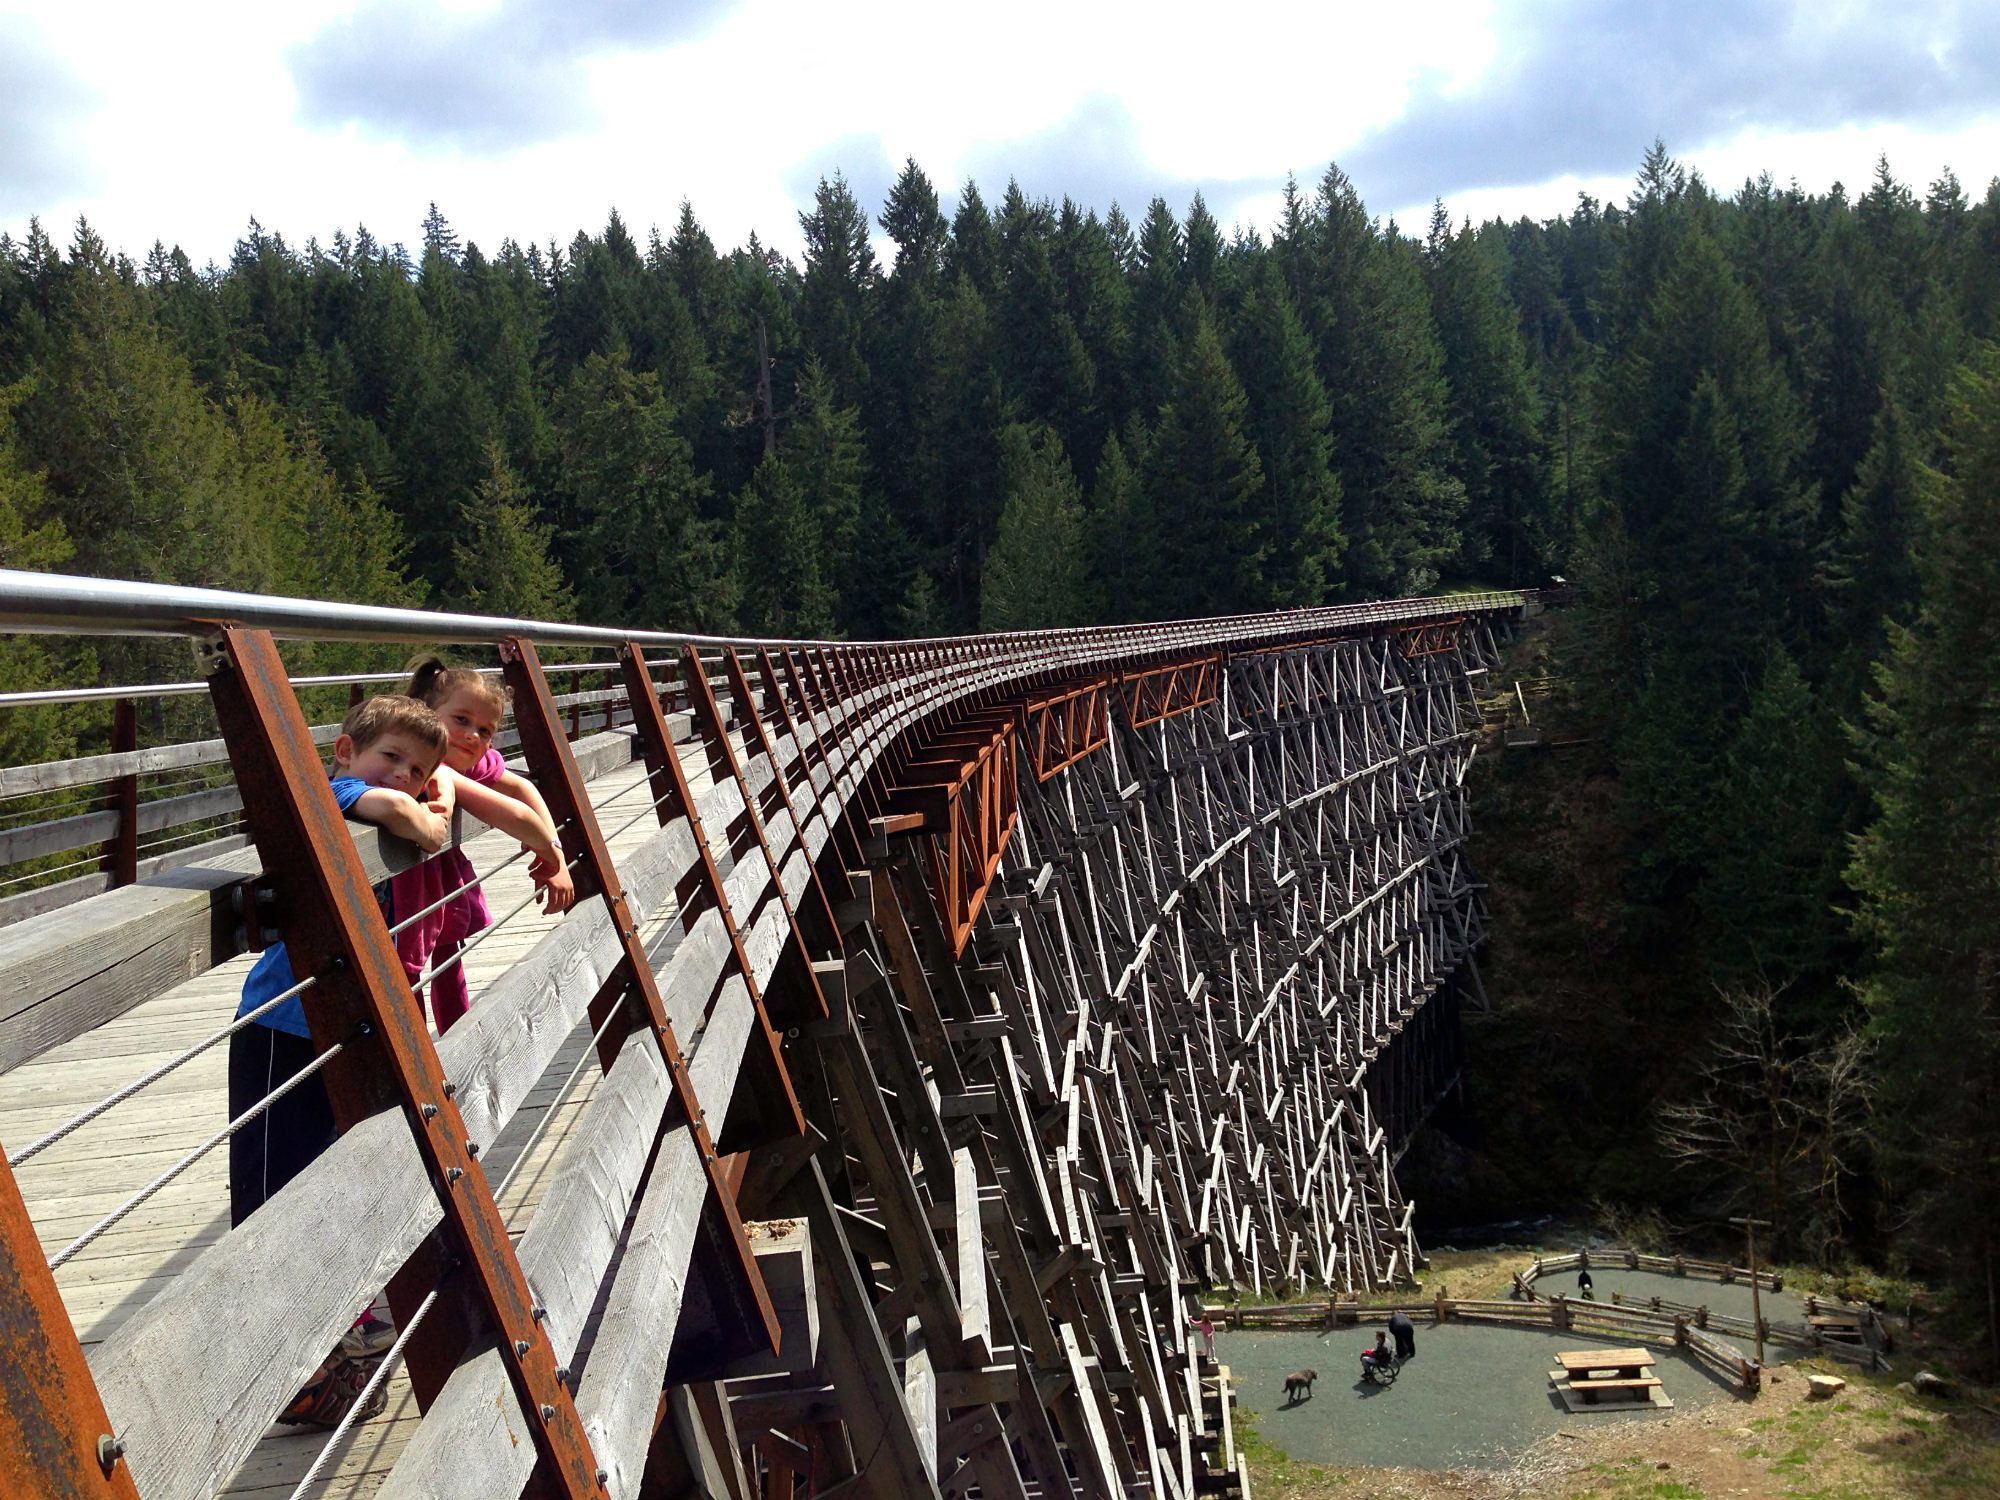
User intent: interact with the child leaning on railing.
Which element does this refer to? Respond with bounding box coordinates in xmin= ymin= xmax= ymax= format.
xmin=395 ymin=655 xmax=574 ymax=1034
xmin=226 ymin=694 xmax=453 ymax=1428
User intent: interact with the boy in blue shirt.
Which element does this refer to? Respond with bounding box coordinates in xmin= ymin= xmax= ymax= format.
xmin=225 ymin=694 xmax=450 ymax=1426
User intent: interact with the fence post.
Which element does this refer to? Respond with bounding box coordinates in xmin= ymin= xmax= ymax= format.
xmin=100 ymin=698 xmax=138 ymax=889
xmin=205 ymin=626 xmax=605 ymax=1499
xmin=0 ymin=1152 xmax=140 ymax=1499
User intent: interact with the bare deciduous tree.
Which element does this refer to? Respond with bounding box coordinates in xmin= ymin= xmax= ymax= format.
xmin=1657 ymin=981 xmax=1871 ymax=1262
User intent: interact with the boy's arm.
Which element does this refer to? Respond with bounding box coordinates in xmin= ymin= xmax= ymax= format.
xmin=350 ymin=787 xmax=451 ymax=853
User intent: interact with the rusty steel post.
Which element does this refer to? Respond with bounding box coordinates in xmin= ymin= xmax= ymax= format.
xmin=0 ymin=1153 xmax=139 ymax=1500
xmin=609 ymin=642 xmax=805 ymax=1149
xmin=499 ymin=637 xmax=781 ymax=1350
xmin=204 ymin=626 xmax=605 ymax=1500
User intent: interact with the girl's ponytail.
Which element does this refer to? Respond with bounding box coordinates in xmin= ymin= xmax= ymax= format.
xmin=402 ymin=653 xmax=504 ymax=714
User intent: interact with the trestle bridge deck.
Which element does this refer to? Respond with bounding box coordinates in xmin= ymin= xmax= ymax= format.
xmin=0 ymin=571 xmax=1534 ymax=1499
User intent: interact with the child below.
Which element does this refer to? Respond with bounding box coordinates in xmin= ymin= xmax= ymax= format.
xmin=226 ymin=695 xmax=450 ymax=1427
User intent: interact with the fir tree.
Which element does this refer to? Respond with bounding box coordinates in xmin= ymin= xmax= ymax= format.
xmin=1849 ymin=345 xmax=2000 ymax=1366
xmin=1143 ymin=307 xmax=1265 ymax=616
xmin=450 ymin=441 xmax=573 ymax=620
xmin=980 ymin=423 xmax=1091 ymax=630
xmin=733 ymin=453 xmax=835 ymax=638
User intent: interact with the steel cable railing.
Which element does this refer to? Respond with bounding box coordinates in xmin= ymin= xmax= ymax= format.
xmin=48 ymin=1040 xmax=346 ymax=1269
xmin=7 ymin=973 xmax=319 ymax=1167
xmin=284 ymin=1287 xmax=440 ymax=1500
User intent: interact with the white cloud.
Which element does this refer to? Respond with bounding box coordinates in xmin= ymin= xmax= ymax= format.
xmin=4 ymin=0 xmax=1996 ymax=265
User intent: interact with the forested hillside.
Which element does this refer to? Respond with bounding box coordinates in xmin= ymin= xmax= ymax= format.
xmin=3 ymin=143 xmax=2000 ymax=1360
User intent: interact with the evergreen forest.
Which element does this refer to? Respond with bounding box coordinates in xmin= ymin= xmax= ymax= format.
xmin=4 ymin=142 xmax=2000 ymax=1361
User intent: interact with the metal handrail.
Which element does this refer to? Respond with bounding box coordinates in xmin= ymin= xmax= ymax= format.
xmin=0 ymin=660 xmax=624 ymax=711
xmin=0 ymin=568 xmax=1529 ymax=654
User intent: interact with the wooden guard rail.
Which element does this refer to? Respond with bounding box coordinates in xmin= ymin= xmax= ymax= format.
xmin=0 ymin=571 xmax=1532 ymax=1499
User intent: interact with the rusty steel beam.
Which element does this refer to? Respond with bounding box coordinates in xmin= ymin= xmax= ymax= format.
xmin=0 ymin=1152 xmax=139 ymax=1500
xmin=205 ymin=626 xmax=605 ymax=1500
xmin=1119 ymin=655 xmax=1221 ymax=728
xmin=1018 ymin=678 xmax=1113 ymax=783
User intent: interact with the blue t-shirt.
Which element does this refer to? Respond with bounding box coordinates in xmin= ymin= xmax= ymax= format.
xmin=236 ymin=777 xmax=390 ymax=1037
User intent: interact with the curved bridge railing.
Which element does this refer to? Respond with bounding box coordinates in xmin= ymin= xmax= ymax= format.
xmin=0 ymin=570 xmax=1530 ymax=1500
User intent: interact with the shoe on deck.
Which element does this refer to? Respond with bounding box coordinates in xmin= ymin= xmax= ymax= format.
xmin=277 ymin=1356 xmax=388 ymax=1430
xmin=339 ymin=1313 xmax=396 ymax=1359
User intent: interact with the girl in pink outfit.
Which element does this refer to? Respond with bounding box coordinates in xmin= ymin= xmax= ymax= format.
xmin=394 ymin=656 xmax=576 ymax=1031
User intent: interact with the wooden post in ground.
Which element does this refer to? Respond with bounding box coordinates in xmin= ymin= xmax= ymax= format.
xmin=1730 ymin=1216 xmax=1772 ymax=1367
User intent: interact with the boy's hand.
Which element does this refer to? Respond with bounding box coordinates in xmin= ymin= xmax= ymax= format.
xmin=529 ymin=855 xmax=576 ymax=914
xmin=410 ymin=804 xmax=451 ymax=854
xmin=424 ymin=770 xmax=458 ymax=821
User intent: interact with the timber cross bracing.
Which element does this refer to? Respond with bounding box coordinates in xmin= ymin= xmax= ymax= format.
xmin=0 ymin=570 xmax=1530 ymax=1499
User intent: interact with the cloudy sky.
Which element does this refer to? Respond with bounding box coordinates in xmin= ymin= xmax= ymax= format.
xmin=4 ymin=0 xmax=1997 ymax=265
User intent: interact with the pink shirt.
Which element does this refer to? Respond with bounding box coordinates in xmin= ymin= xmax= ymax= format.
xmin=390 ymin=749 xmax=507 ymax=998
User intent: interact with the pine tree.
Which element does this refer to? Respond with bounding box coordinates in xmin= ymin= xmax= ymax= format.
xmin=980 ymin=423 xmax=1091 ymax=630
xmin=1142 ymin=307 xmax=1265 ymax=615
xmin=1087 ymin=430 xmax=1151 ymax=622
xmin=1309 ymin=167 xmax=1466 ymax=595
xmin=1229 ymin=262 xmax=1341 ymax=604
xmin=733 ymin=453 xmax=835 ymax=638
xmin=1848 ymin=344 xmax=2000 ymax=1366
xmin=450 ymin=441 xmax=573 ymax=620
xmin=1699 ymin=650 xmax=1844 ymax=983
xmin=798 ymin=175 xmax=878 ymax=409
xmin=551 ymin=350 xmax=735 ymax=630
xmin=1427 ymin=212 xmax=1551 ymax=583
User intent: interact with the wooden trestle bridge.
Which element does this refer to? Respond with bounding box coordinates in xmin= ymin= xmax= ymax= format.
xmin=0 ymin=571 xmax=1537 ymax=1500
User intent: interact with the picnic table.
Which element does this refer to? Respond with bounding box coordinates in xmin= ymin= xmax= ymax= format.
xmin=1555 ymin=1348 xmax=1663 ymax=1405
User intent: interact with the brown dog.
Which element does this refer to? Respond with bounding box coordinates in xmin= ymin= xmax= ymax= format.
xmin=1283 ymin=1368 xmax=1317 ymax=1402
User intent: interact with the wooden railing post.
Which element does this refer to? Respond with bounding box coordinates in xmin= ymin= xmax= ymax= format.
xmin=0 ymin=1152 xmax=139 ymax=1499
xmin=205 ymin=626 xmax=605 ymax=1500
xmin=100 ymin=698 xmax=138 ymax=889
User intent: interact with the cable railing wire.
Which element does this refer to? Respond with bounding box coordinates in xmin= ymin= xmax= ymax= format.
xmin=48 ymin=1040 xmax=346 ymax=1269
xmin=9 ymin=973 xmax=319 ymax=1167
xmin=494 ymin=999 xmax=627 ymax=1206
xmin=283 ymin=1286 xmax=441 ymax=1500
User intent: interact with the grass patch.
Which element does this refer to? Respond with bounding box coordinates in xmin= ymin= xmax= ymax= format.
xmin=1565 ymin=1459 xmax=1707 ymax=1498
xmin=1233 ymin=1406 xmax=1353 ymax=1497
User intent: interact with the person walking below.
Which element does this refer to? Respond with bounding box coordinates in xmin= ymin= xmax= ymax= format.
xmin=1388 ymin=1308 xmax=1416 ymax=1360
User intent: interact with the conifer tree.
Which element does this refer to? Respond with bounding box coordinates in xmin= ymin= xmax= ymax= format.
xmin=1087 ymin=430 xmax=1151 ymax=622
xmin=450 ymin=441 xmax=573 ymax=620
xmin=1427 ymin=211 xmax=1551 ymax=582
xmin=1229 ymin=262 xmax=1341 ymax=604
xmin=733 ymin=452 xmax=835 ymax=638
xmin=1142 ymin=307 xmax=1265 ymax=615
xmin=1849 ymin=345 xmax=2000 ymax=1366
xmin=552 ymin=350 xmax=734 ymax=630
xmin=980 ymin=423 xmax=1091 ymax=631
xmin=798 ymin=175 xmax=877 ymax=410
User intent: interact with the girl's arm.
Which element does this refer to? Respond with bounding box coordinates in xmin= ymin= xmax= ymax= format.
xmin=449 ymin=773 xmax=577 ymax=913
xmin=489 ymin=766 xmax=577 ymax=913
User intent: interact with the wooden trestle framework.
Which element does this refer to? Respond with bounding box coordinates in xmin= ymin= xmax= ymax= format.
xmin=0 ymin=574 xmax=1522 ymax=1500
